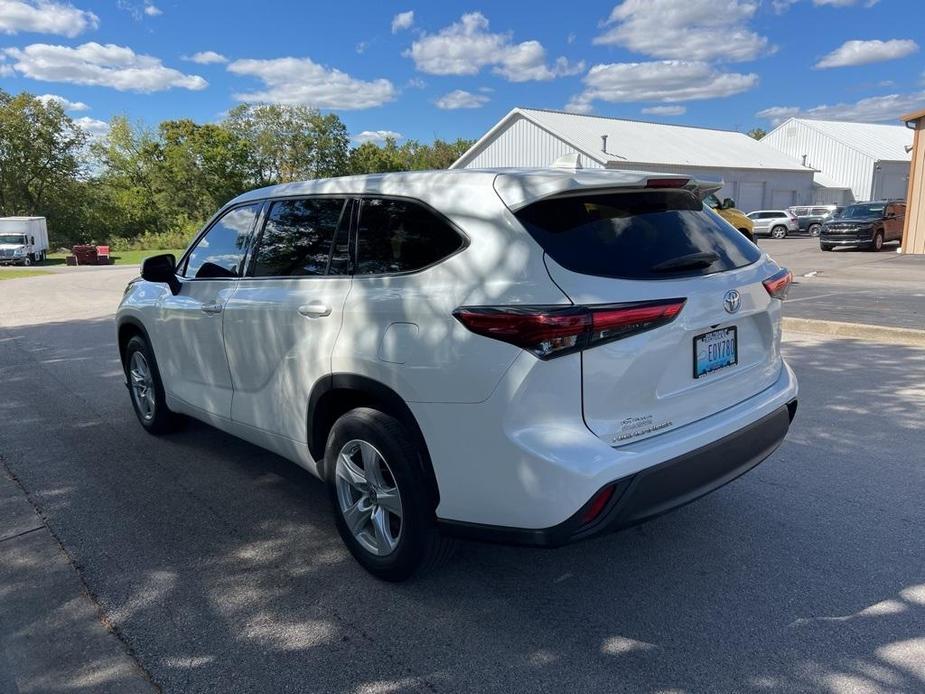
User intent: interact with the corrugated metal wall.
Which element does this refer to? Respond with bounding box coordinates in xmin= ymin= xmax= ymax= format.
xmin=605 ymin=161 xmax=814 ymax=212
xmin=462 ymin=115 xmax=605 ymax=169
xmin=763 ymin=120 xmax=875 ymax=200
xmin=460 ymin=117 xmax=815 ymax=211
xmin=872 ymin=161 xmax=911 ymax=200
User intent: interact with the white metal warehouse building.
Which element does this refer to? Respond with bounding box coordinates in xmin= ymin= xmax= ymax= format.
xmin=762 ymin=118 xmax=913 ymax=204
xmin=451 ymin=107 xmax=816 ymax=213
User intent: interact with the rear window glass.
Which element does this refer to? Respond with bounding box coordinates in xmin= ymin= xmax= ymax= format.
xmin=356 ymin=198 xmax=464 ymax=275
xmin=515 ymin=190 xmax=760 ymax=280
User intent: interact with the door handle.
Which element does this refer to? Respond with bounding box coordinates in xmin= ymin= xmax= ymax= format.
xmin=298 ymin=302 xmax=331 ymax=318
xmin=200 ymin=302 xmax=223 ymax=315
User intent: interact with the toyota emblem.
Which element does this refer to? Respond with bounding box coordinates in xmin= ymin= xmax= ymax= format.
xmin=723 ymin=289 xmax=741 ymax=314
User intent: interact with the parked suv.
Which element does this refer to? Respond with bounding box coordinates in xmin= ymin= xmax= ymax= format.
xmin=788 ymin=205 xmax=839 ymax=236
xmin=116 ymin=169 xmax=798 ymax=581
xmin=746 ymin=210 xmax=799 ymax=239
xmin=704 ymin=193 xmax=755 ymax=243
xmin=820 ymin=201 xmax=905 ymax=251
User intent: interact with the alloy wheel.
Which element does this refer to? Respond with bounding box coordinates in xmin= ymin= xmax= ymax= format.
xmin=129 ymin=351 xmax=156 ymax=421
xmin=335 ymin=439 xmax=403 ymax=556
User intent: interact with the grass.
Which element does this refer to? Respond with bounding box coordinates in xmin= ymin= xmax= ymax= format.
xmin=45 ymin=249 xmax=185 ymax=267
xmin=0 ymin=268 xmax=52 ymax=280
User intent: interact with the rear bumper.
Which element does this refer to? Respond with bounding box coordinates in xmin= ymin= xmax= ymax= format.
xmin=439 ymin=400 xmax=796 ymax=547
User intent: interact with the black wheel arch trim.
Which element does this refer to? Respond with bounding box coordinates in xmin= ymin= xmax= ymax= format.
xmin=307 ymin=373 xmax=440 ymax=506
xmin=116 ymin=316 xmax=154 ymax=366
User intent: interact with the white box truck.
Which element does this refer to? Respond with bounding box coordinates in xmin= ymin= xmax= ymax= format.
xmin=0 ymin=216 xmax=50 ymax=265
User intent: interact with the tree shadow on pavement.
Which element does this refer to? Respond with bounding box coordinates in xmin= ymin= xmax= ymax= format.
xmin=1 ymin=318 xmax=923 ymax=692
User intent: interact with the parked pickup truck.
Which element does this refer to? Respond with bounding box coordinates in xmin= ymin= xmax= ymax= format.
xmin=0 ymin=217 xmax=49 ymax=266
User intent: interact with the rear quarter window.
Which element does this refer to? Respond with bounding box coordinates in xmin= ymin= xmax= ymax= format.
xmin=515 ymin=190 xmax=760 ymax=280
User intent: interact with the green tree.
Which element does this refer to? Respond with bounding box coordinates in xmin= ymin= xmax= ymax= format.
xmin=224 ymin=104 xmax=350 ymax=185
xmin=747 ymin=128 xmax=767 ymax=140
xmin=347 ymin=137 xmax=475 ymax=174
xmin=0 ymin=89 xmax=87 ymax=223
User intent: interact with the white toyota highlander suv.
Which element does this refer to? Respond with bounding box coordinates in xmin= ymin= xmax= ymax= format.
xmin=116 ymin=168 xmax=798 ymax=581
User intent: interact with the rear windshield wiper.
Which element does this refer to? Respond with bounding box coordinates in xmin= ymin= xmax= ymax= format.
xmin=651 ymin=251 xmax=719 ymax=273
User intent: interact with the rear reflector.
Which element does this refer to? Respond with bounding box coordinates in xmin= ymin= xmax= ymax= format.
xmin=453 ymin=298 xmax=686 ymax=359
xmin=646 ymin=177 xmax=689 ymax=189
xmin=763 ymin=268 xmax=792 ymax=299
xmin=581 ymin=484 xmax=616 ymax=525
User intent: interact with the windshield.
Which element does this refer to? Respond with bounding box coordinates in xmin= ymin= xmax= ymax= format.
xmin=0 ymin=234 xmax=26 ymax=245
xmin=836 ymin=204 xmax=884 ymax=219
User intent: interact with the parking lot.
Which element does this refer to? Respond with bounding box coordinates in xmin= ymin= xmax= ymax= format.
xmin=2 ymin=260 xmax=924 ymax=693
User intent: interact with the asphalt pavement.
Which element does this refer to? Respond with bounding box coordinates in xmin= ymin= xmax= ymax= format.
xmin=1 ymin=266 xmax=924 ymax=693
xmin=765 ymin=237 xmax=925 ymax=331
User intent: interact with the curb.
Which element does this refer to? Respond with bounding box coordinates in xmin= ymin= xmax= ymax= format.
xmin=783 ymin=317 xmax=925 ymax=347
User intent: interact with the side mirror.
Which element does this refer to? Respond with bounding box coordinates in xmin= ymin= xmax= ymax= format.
xmin=722 ymin=198 xmax=735 ymax=210
xmin=29 ymin=236 xmax=35 ymax=245
xmin=141 ymin=253 xmax=180 ymax=295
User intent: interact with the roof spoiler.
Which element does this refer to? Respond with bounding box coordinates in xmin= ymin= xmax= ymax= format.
xmin=495 ymin=170 xmax=725 ymax=211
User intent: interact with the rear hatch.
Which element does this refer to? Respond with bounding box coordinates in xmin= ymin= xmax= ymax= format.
xmin=513 ymin=185 xmax=785 ymax=446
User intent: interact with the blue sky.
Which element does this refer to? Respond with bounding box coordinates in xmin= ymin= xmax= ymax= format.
xmin=0 ymin=0 xmax=922 ymax=144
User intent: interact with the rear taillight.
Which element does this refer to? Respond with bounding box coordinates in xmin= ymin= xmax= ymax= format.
xmin=453 ymin=298 xmax=686 ymax=359
xmin=763 ymin=268 xmax=792 ymax=299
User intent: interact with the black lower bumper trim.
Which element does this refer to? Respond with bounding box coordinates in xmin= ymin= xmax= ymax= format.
xmin=439 ymin=401 xmax=795 ymax=548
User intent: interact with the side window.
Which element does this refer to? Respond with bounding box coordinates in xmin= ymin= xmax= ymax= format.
xmin=252 ymin=197 xmax=348 ymax=277
xmin=184 ymin=204 xmax=259 ymax=279
xmin=811 ymin=207 xmax=827 ymax=216
xmin=355 ymin=198 xmax=464 ymax=275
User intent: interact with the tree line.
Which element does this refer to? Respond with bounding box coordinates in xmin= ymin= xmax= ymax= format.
xmin=0 ymin=89 xmax=474 ymax=249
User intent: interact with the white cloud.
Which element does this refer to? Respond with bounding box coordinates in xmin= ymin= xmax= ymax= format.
xmin=434 ymin=89 xmax=489 ymax=110
xmin=186 ymin=50 xmax=227 ymax=65
xmin=391 ymin=10 xmax=413 ymax=33
xmin=75 ymin=115 xmax=108 ymax=138
xmin=0 ymin=0 xmax=98 ymax=37
xmin=568 ymin=61 xmax=758 ymax=112
xmin=228 ymin=57 xmax=395 ymax=110
xmin=143 ymin=3 xmax=161 ymax=16
xmin=815 ymin=39 xmax=918 ymax=69
xmin=35 ymin=92 xmax=89 ymax=111
xmin=406 ymin=12 xmax=583 ymax=82
xmin=776 ymin=0 xmax=879 ymax=10
xmin=757 ymin=92 xmax=925 ymax=125
xmin=593 ymin=0 xmax=771 ymax=63
xmin=353 ymin=130 xmax=402 ymax=144
xmin=406 ymin=76 xmax=426 ymax=89
xmin=642 ymin=105 xmax=686 ymax=116
xmin=3 ymin=42 xmax=208 ymax=92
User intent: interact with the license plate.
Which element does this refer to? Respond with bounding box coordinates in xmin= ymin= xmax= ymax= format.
xmin=693 ymin=327 xmax=738 ymax=378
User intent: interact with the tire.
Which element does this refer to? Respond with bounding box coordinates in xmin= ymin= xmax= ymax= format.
xmin=123 ymin=335 xmax=182 ymax=434
xmin=869 ymin=231 xmax=884 ymax=252
xmin=770 ymin=225 xmax=787 ymax=239
xmin=22 ymin=255 xmax=33 ymax=266
xmin=325 ymin=407 xmax=454 ymax=581
xmin=820 ymin=243 xmax=834 ymax=252
xmin=808 ymin=223 xmax=821 ymax=236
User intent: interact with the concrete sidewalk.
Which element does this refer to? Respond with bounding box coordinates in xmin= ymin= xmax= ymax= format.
xmin=0 ymin=464 xmax=154 ymax=693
